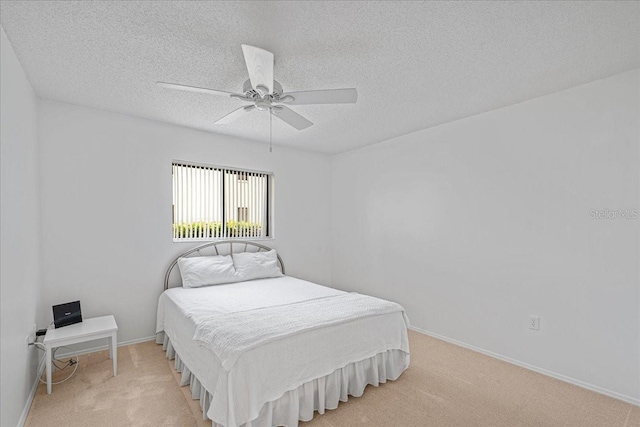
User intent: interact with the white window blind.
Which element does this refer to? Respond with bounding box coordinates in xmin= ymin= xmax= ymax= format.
xmin=172 ymin=162 xmax=272 ymax=240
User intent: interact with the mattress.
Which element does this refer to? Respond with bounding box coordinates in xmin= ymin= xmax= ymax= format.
xmin=156 ymin=276 xmax=410 ymax=426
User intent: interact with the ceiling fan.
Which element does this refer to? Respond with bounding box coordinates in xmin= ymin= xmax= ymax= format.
xmin=157 ymin=45 xmax=357 ymax=131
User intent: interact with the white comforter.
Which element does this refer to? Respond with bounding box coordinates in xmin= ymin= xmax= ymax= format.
xmin=156 ymin=276 xmax=410 ymax=427
xmin=194 ymin=292 xmax=407 ymax=370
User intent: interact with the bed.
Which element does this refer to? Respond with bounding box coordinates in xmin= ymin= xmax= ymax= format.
xmin=156 ymin=241 xmax=410 ymax=427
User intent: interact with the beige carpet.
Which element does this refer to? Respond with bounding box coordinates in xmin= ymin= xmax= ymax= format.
xmin=26 ymin=330 xmax=639 ymax=427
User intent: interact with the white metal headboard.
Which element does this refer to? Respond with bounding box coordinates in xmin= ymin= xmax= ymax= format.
xmin=164 ymin=240 xmax=285 ymax=290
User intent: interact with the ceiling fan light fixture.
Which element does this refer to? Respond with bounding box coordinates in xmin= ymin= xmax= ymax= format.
xmin=255 ymin=99 xmax=271 ymax=111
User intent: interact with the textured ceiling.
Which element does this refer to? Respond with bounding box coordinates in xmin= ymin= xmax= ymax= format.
xmin=1 ymin=1 xmax=638 ymax=154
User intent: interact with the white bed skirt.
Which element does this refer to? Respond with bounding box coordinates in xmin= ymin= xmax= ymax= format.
xmin=156 ymin=332 xmax=409 ymax=427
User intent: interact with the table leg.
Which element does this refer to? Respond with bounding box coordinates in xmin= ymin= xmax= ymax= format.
xmin=111 ymin=332 xmax=117 ymax=376
xmin=46 ymin=345 xmax=52 ymax=394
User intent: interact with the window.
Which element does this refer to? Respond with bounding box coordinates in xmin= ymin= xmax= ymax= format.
xmin=172 ymin=162 xmax=273 ymax=240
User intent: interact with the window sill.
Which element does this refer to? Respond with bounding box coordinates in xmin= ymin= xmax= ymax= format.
xmin=172 ymin=237 xmax=275 ymax=243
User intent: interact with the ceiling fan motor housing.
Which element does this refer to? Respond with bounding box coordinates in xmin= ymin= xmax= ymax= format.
xmin=243 ymin=79 xmax=283 ymax=98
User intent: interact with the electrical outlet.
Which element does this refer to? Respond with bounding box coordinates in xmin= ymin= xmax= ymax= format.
xmin=26 ymin=324 xmax=38 ymax=350
xmin=529 ymin=315 xmax=540 ymax=331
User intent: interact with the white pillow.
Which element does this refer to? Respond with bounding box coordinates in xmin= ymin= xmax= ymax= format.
xmin=177 ymin=255 xmax=240 ymax=288
xmin=233 ymin=250 xmax=283 ymax=281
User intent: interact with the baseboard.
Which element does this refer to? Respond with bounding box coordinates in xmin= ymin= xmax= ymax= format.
xmin=17 ymin=335 xmax=157 ymax=426
xmin=408 ymin=326 xmax=640 ymax=407
xmin=17 ymin=350 xmax=47 ymax=427
xmin=54 ymin=335 xmax=157 ymax=358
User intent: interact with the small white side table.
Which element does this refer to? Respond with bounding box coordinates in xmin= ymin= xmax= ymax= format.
xmin=43 ymin=315 xmax=118 ymax=394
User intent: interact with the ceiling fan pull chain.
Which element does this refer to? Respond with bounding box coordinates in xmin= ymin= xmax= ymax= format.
xmin=269 ymin=109 xmax=273 ymax=153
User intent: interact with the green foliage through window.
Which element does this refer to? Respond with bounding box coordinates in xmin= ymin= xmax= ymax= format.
xmin=173 ymin=221 xmax=263 ymax=239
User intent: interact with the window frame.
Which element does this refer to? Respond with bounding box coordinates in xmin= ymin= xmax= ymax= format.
xmin=171 ymin=160 xmax=275 ymax=242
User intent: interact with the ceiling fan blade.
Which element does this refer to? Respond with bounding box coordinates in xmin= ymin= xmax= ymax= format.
xmin=280 ymin=88 xmax=358 ymax=105
xmin=241 ymin=45 xmax=274 ymax=95
xmin=214 ymin=105 xmax=256 ymax=125
xmin=271 ymin=106 xmax=313 ymax=130
xmin=157 ymin=81 xmax=237 ymax=97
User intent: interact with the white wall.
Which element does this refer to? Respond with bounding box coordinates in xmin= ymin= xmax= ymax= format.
xmin=332 ymin=70 xmax=640 ymax=402
xmin=37 ymin=100 xmax=332 ymax=344
xmin=1 ymin=27 xmax=42 ymax=426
